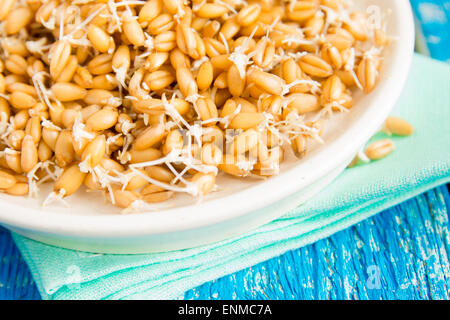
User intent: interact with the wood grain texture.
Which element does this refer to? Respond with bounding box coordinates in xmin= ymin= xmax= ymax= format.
xmin=410 ymin=0 xmax=450 ymax=62
xmin=0 ymin=230 xmax=41 ymax=300
xmin=0 ymin=186 xmax=449 ymax=300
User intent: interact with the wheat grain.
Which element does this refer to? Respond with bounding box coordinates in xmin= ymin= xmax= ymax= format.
xmin=0 ymin=0 xmax=391 ymax=209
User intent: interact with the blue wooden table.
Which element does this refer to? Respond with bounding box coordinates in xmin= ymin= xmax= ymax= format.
xmin=1 ymin=0 xmax=449 ymax=300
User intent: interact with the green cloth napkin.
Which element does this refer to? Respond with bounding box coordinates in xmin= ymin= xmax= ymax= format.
xmin=11 ymin=54 xmax=450 ymax=300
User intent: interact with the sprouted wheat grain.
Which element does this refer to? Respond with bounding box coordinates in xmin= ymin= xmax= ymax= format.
xmin=0 ymin=0 xmax=391 ymax=210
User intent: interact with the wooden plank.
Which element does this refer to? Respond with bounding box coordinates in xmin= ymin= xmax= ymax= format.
xmin=0 ymin=230 xmax=40 ymax=300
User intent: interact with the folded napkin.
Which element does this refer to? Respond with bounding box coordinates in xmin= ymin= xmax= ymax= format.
xmin=11 ymin=54 xmax=450 ymax=300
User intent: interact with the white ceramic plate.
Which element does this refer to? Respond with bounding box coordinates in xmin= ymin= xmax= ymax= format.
xmin=0 ymin=0 xmax=415 ymax=253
